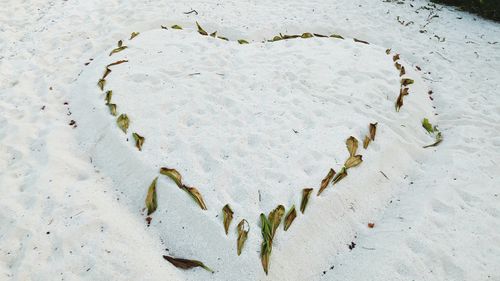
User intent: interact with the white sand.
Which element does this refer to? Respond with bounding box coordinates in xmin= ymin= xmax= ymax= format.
xmin=1 ymin=1 xmax=499 ymax=281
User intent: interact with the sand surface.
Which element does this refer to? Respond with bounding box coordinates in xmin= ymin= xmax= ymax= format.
xmin=1 ymin=0 xmax=499 ymax=280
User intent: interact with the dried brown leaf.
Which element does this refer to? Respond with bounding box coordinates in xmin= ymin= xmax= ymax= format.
xmin=330 ymin=34 xmax=344 ymax=39
xmin=345 ymin=155 xmax=363 ymax=169
xmin=302 ymin=188 xmax=314 ymax=212
xmin=159 ymin=167 xmax=183 ymax=188
xmin=145 ymin=177 xmax=158 ymax=215
xmin=130 ymin=32 xmax=139 ymax=40
xmin=346 ymin=136 xmax=359 ymax=157
xmin=393 ymin=54 xmax=400 ymax=61
xmin=238 ymin=39 xmax=249 ymax=44
xmin=332 ymin=167 xmax=347 ymax=185
xmin=363 ymin=135 xmax=371 ymax=149
xmin=108 ymin=103 xmax=117 ymax=116
xmin=301 ymin=32 xmax=314 ymax=38
xmin=107 ymin=60 xmax=129 ymax=67
xmin=318 ymin=168 xmax=335 ymax=196
xmin=117 ymin=40 xmax=123 ymax=47
xmin=237 ymin=219 xmax=249 ymax=255
xmin=386 ymin=48 xmax=391 ymax=55
xmin=196 ymin=22 xmax=207 ymax=35
xmin=132 ymin=132 xmax=145 ymax=151
xmin=97 ymin=79 xmax=105 ymax=91
xmin=171 ymin=24 xmax=183 ymax=30
xmin=222 ymin=204 xmax=233 ymax=235
xmin=395 ymin=93 xmax=404 ymax=112
xmin=313 ymin=33 xmax=328 ymax=37
xmin=369 ymin=122 xmax=378 ymax=141
xmin=163 ymin=255 xmax=214 ymax=273
xmin=395 ymin=62 xmax=402 ymax=70
xmin=283 ymin=205 xmax=297 ymax=231
xmin=102 ymin=67 xmax=111 ymax=79
xmin=400 ymin=66 xmax=406 ymax=76
xmin=105 ymin=90 xmax=112 ymax=105
xmin=116 ymin=114 xmax=129 ymax=133
xmin=354 ymin=38 xmax=369 ymax=44
xmin=182 ymin=185 xmax=207 ymax=210
xmin=109 ymin=46 xmax=127 ymax=56
xmin=401 ymin=78 xmax=414 ymax=86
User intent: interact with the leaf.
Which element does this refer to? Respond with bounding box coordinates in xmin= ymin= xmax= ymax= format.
xmin=132 ymin=132 xmax=145 ymax=151
xmin=237 ymin=219 xmax=249 ymax=255
xmin=116 ymin=114 xmax=129 ymax=133
xmin=354 ymin=38 xmax=369 ymax=44
xmin=301 ymin=32 xmax=314 ymax=38
xmin=313 ymin=33 xmax=328 ymax=38
xmin=363 ymin=135 xmax=371 ymax=149
xmin=395 ymin=62 xmax=402 ymax=70
xmin=108 ymin=103 xmax=117 ymax=116
xmin=401 ymin=87 xmax=409 ymax=96
xmin=145 ymin=177 xmax=158 ymax=215
xmin=109 ymin=46 xmax=127 ymax=56
xmin=107 ymin=59 xmax=129 ymax=67
xmin=222 ymin=204 xmax=234 ymax=235
xmin=369 ymin=122 xmax=378 ymax=141
xmin=395 ymin=92 xmax=404 ymax=112
xmin=105 ymin=90 xmax=112 ymax=104
xmin=400 ymin=66 xmax=406 ymax=76
xmin=423 ymin=132 xmax=443 ymax=148
xmin=332 ymin=167 xmax=347 ymax=185
xmin=159 ymin=167 xmax=183 ymax=188
xmin=283 ymin=205 xmax=297 ymax=231
xmin=330 ymin=34 xmax=344 ymax=39
xmin=393 ymin=54 xmax=400 ymax=61
xmin=346 ymin=136 xmax=359 ymax=157
xmin=261 ymin=239 xmax=271 ymax=275
xmin=386 ymin=48 xmax=391 ymax=54
xmin=345 ymin=155 xmax=363 ymax=169
xmin=401 ymin=78 xmax=414 ymax=86
xmin=117 ymin=40 xmax=123 ymax=47
xmin=102 ymin=67 xmax=111 ymax=79
xmin=302 ymin=188 xmax=314 ymax=212
xmin=238 ymin=39 xmax=249 ymax=44
xmin=209 ymin=31 xmax=217 ymax=37
xmin=182 ymin=185 xmax=208 ymax=210
xmin=271 ymin=35 xmax=283 ymax=42
xmin=282 ymin=34 xmax=300 ymax=39
xmin=260 ymin=214 xmax=272 ymax=275
xmin=163 ymin=255 xmax=214 ymax=273
xmin=217 ymin=36 xmax=229 ymax=41
xmin=268 ymin=205 xmax=285 ymax=237
xmin=196 ymin=22 xmax=208 ymax=35
xmin=318 ymin=168 xmax=335 ymax=196
xmin=171 ymin=24 xmax=183 ymax=30
xmin=422 ymin=118 xmax=434 ymax=133
xmin=97 ymin=79 xmax=105 ymax=91
xmin=130 ymin=32 xmax=140 ymax=40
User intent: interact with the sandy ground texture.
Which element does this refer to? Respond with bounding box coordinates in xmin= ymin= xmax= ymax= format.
xmin=1 ymin=0 xmax=499 ymax=281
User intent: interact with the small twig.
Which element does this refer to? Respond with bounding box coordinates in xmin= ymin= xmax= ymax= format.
xmin=183 ymin=9 xmax=198 ymax=15
xmin=380 ymin=171 xmax=389 ymax=180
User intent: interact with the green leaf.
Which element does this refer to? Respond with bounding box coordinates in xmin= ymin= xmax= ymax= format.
xmin=163 ymin=255 xmax=214 ymax=273
xmin=318 ymin=169 xmax=335 ymax=196
xmin=109 ymin=46 xmax=127 ymax=56
xmin=301 ymin=32 xmax=314 ymax=38
xmin=97 ymin=79 xmax=106 ymax=91
xmin=116 ymin=114 xmax=129 ymax=133
xmin=302 ymin=188 xmax=314 ymax=212
xmin=237 ymin=39 xmax=249 ymax=44
xmin=283 ymin=205 xmax=297 ymax=231
xmin=171 ymin=24 xmax=183 ymax=30
xmin=105 ymin=90 xmax=112 ymax=105
xmin=130 ymin=32 xmax=140 ymax=40
xmin=182 ymin=185 xmax=208 ymax=210
xmin=196 ymin=22 xmax=208 ymax=36
xmin=132 ymin=132 xmax=145 ymax=151
xmin=145 ymin=177 xmax=158 ymax=215
xmin=222 ymin=204 xmax=234 ymax=235
xmin=346 ymin=136 xmax=359 ymax=157
xmin=159 ymin=167 xmax=183 ymax=188
xmin=108 ymin=103 xmax=117 ymax=116
xmin=237 ymin=219 xmax=249 ymax=255
xmin=422 ymin=118 xmax=434 ymax=133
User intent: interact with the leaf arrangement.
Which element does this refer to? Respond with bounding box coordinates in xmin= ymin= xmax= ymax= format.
xmin=391 ymin=52 xmax=415 ymax=112
xmin=260 ymin=205 xmax=285 ymax=275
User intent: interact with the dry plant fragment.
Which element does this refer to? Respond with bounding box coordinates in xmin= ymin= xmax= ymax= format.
xmin=98 ymin=79 xmax=105 ymax=91
xmin=109 ymin=46 xmax=127 ymax=56
xmin=132 ymin=132 xmax=145 ymax=151
xmin=108 ymin=103 xmax=117 ymax=116
xmin=182 ymin=185 xmax=208 ymax=210
xmin=171 ymin=24 xmax=183 ymax=30
xmin=369 ymin=123 xmax=378 ymax=141
xmin=346 ymin=136 xmax=359 ymax=157
xmin=401 ymin=78 xmax=414 ymax=86
xmin=105 ymin=90 xmax=112 ymax=104
xmin=260 ymin=205 xmax=285 ymax=275
xmin=222 ymin=204 xmax=234 ymax=235
xmin=330 ymin=34 xmax=344 ymax=39
xmin=400 ymin=66 xmax=406 ymax=76
xmin=145 ymin=177 xmax=158 ymax=215
xmin=332 ymin=167 xmax=348 ymax=184
xmin=301 ymin=32 xmax=314 ymax=38
xmin=196 ymin=22 xmax=208 ymax=35
xmin=238 ymin=39 xmax=249 ymax=44
xmin=237 ymin=219 xmax=249 ymax=255
xmin=209 ymin=31 xmax=217 ymax=37
xmin=386 ymin=48 xmax=391 ymax=54
xmin=354 ymin=38 xmax=369 ymax=44
xmin=363 ymin=135 xmax=371 ymax=149
xmin=345 ymin=155 xmax=363 ymax=169
xmin=393 ymin=54 xmax=400 ymax=61
xmin=159 ymin=167 xmax=183 ymax=188
xmin=302 ymin=188 xmax=314 ymax=212
xmin=116 ymin=114 xmax=129 ymax=133
xmin=217 ymin=36 xmax=228 ymax=41
xmin=284 ymin=205 xmax=297 ymax=231
xmin=163 ymin=255 xmax=214 ymax=273
xmin=318 ymin=168 xmax=335 ymax=196
xmin=130 ymin=32 xmax=140 ymax=40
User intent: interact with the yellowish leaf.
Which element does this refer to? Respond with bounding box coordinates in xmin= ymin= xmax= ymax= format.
xmin=159 ymin=167 xmax=183 ymax=188
xmin=237 ymin=219 xmax=249 ymax=255
xmin=332 ymin=167 xmax=347 ymax=185
xmin=222 ymin=204 xmax=234 ymax=235
xmin=345 ymin=155 xmax=363 ymax=169
xmin=346 ymin=136 xmax=359 ymax=157
xmin=109 ymin=46 xmax=127 ymax=56
xmin=238 ymin=39 xmax=249 ymax=44
xmin=301 ymin=188 xmax=313 ymax=213
xmin=363 ymin=135 xmax=371 ymax=149
xmin=301 ymin=32 xmax=314 ymax=38
xmin=171 ymin=24 xmax=183 ymax=30
xmin=318 ymin=169 xmax=335 ymax=196
xmin=132 ymin=132 xmax=145 ymax=151
xmin=130 ymin=32 xmax=140 ymax=40
xmin=283 ymin=205 xmax=297 ymax=231
xmin=98 ymin=79 xmax=105 ymax=91
xmin=105 ymin=90 xmax=112 ymax=105
xmin=196 ymin=22 xmax=208 ymax=35
xmin=108 ymin=103 xmax=117 ymax=116
xmin=116 ymin=114 xmax=129 ymax=133
xmin=145 ymin=177 xmax=158 ymax=215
